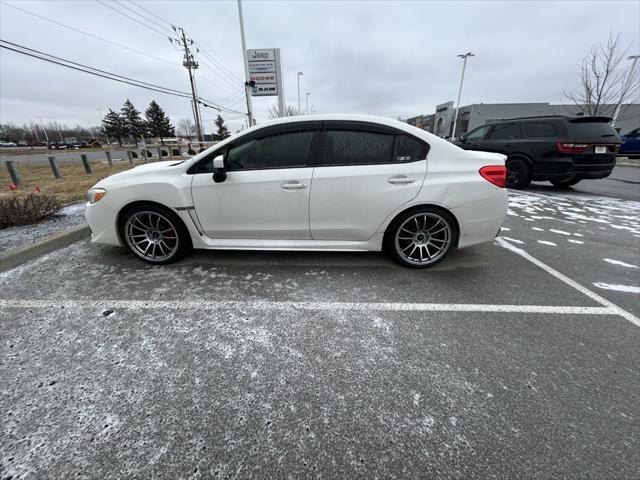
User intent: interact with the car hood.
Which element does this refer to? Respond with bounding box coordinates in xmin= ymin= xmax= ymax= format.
xmin=93 ymin=160 xmax=181 ymax=187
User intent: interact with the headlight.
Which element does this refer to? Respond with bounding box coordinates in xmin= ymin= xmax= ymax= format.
xmin=87 ymin=188 xmax=107 ymax=204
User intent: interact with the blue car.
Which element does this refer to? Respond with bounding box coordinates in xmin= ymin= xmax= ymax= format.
xmin=619 ymin=127 xmax=640 ymax=157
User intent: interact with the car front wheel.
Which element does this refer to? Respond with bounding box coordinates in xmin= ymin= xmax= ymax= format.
xmin=387 ymin=207 xmax=457 ymax=268
xmin=120 ymin=205 xmax=191 ymax=264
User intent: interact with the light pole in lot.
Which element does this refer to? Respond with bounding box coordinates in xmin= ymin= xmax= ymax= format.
xmin=237 ymin=0 xmax=254 ymax=127
xmin=306 ymin=92 xmax=311 ymax=114
xmin=297 ymin=71 xmax=303 ymax=115
xmin=451 ymin=52 xmax=474 ymax=141
xmin=611 ymin=54 xmax=640 ymax=127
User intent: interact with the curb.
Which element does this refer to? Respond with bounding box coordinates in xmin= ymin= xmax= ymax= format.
xmin=0 ymin=224 xmax=90 ymax=273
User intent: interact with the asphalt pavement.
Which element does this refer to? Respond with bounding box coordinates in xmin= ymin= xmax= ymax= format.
xmin=1 ymin=174 xmax=639 ymax=478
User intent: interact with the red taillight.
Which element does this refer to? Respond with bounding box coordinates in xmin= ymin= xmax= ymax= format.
xmin=479 ymin=165 xmax=506 ymax=188
xmin=556 ymin=142 xmax=589 ymax=153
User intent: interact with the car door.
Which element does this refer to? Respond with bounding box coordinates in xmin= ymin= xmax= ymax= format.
xmin=191 ymin=123 xmax=320 ymax=239
xmin=480 ymin=122 xmax=523 ymax=154
xmin=309 ymin=122 xmax=428 ymax=241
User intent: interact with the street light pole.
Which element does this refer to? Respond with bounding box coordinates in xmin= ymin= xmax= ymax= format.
xmin=451 ymin=52 xmax=474 ymax=140
xmin=306 ymin=92 xmax=310 ymax=114
xmin=297 ymin=72 xmax=303 ymax=115
xmin=237 ymin=0 xmax=254 ymax=127
xmin=612 ymin=54 xmax=640 ymax=127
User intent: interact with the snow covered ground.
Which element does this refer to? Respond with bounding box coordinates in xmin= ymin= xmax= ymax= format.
xmin=0 ymin=203 xmax=86 ymax=253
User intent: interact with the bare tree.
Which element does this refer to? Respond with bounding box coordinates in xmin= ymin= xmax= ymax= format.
xmin=267 ymin=103 xmax=298 ymax=119
xmin=564 ymin=34 xmax=638 ymax=116
xmin=177 ymin=118 xmax=196 ymax=139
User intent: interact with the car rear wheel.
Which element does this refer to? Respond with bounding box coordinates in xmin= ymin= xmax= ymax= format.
xmin=120 ymin=205 xmax=191 ymax=264
xmin=387 ymin=207 xmax=457 ymax=268
xmin=550 ymin=176 xmax=581 ymax=188
xmin=506 ymin=157 xmax=532 ymax=189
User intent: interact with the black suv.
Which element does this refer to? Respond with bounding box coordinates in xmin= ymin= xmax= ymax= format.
xmin=456 ymin=116 xmax=621 ymax=188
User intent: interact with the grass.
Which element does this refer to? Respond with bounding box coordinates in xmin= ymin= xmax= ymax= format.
xmin=0 ymin=159 xmax=148 ymax=205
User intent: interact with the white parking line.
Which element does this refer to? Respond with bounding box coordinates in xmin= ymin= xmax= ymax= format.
xmin=0 ymin=298 xmax=617 ymax=316
xmin=496 ymin=238 xmax=640 ymax=327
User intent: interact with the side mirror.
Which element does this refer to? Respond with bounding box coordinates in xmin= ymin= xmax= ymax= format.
xmin=213 ymin=155 xmax=224 ymax=170
xmin=212 ymin=154 xmax=226 ymax=183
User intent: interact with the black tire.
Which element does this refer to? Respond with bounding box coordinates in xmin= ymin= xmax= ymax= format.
xmin=118 ymin=204 xmax=192 ymax=264
xmin=385 ymin=206 xmax=457 ymax=269
xmin=506 ymin=157 xmax=532 ymax=189
xmin=550 ymin=176 xmax=581 ymax=188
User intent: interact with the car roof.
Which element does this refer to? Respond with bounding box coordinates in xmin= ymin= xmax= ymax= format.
xmin=488 ymin=115 xmax=613 ymax=123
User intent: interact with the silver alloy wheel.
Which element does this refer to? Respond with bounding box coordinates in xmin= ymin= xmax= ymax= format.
xmin=394 ymin=212 xmax=452 ymax=266
xmin=124 ymin=210 xmax=179 ymax=262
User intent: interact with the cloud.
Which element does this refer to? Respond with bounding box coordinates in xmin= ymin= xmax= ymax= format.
xmin=1 ymin=0 xmax=638 ymax=133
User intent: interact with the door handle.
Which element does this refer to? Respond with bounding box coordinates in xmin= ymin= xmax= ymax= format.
xmin=281 ymin=182 xmax=308 ymax=190
xmin=388 ymin=176 xmax=415 ymax=184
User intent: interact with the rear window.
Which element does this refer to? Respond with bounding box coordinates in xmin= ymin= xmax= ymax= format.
xmin=523 ymin=122 xmax=557 ymax=137
xmin=568 ymin=121 xmax=618 ymax=140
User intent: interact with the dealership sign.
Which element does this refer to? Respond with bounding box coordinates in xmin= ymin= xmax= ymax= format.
xmin=247 ymin=48 xmax=282 ymax=97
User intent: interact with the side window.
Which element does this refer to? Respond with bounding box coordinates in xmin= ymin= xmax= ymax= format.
xmin=465 ymin=125 xmax=489 ymax=141
xmin=194 ymin=151 xmax=222 ymax=174
xmin=227 ymin=130 xmax=314 ymax=171
xmin=487 ymin=123 xmax=522 ymax=140
xmin=323 ymin=130 xmax=394 ymax=166
xmin=523 ymin=122 xmax=558 ymax=137
xmin=394 ymin=135 xmax=428 ymax=162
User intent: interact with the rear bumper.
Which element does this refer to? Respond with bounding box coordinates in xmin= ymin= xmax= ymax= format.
xmin=532 ymin=155 xmax=616 ymax=180
xmin=453 ymin=188 xmax=508 ymax=249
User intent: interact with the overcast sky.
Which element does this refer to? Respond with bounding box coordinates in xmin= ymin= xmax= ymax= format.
xmin=1 ymin=0 xmax=638 ymax=134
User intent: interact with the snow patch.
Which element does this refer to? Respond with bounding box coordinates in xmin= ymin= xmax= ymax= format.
xmin=501 ymin=236 xmax=525 ymax=245
xmin=603 ymin=258 xmax=639 ymax=269
xmin=537 ymin=240 xmax=557 ymax=246
xmin=549 ymin=229 xmax=571 ymax=236
xmin=593 ymin=283 xmax=640 ymax=294
xmin=567 ymin=239 xmax=584 ymax=244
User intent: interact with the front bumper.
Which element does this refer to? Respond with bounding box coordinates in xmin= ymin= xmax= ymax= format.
xmin=85 ymin=200 xmax=121 ymax=246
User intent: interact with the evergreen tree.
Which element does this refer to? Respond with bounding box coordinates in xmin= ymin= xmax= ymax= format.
xmin=145 ymin=100 xmax=175 ymax=145
xmin=121 ymin=99 xmax=146 ymax=146
xmin=214 ymin=114 xmax=231 ymax=139
xmin=101 ymin=109 xmax=128 ymax=146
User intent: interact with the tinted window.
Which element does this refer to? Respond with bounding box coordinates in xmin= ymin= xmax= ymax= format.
xmin=324 ymin=130 xmax=394 ymax=166
xmin=523 ymin=122 xmax=557 ymax=137
xmin=465 ymin=125 xmax=489 ymax=141
xmin=394 ymin=135 xmax=428 ymax=162
xmin=487 ymin=123 xmax=522 ymax=140
xmin=568 ymin=121 xmax=618 ymax=139
xmin=227 ymin=131 xmax=314 ymax=171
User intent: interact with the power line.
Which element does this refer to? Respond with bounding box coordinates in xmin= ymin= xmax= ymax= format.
xmin=0 ymin=1 xmax=180 ymax=68
xmin=128 ymin=0 xmax=175 ymax=28
xmin=95 ymin=0 xmax=171 ymax=38
xmin=0 ymin=39 xmax=247 ymax=115
xmin=1 ymin=39 xmax=187 ymax=95
xmin=112 ymin=0 xmax=174 ymax=35
xmin=1 ymin=43 xmax=191 ymax=98
xmin=198 ymin=45 xmax=243 ymax=83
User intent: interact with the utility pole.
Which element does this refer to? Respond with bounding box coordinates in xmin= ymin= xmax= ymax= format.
xmin=297 ymin=72 xmax=303 ymax=115
xmin=306 ymin=92 xmax=310 ymax=115
xmin=38 ymin=117 xmax=49 ymax=143
xmin=612 ymin=54 xmax=639 ymax=127
xmin=237 ymin=0 xmax=254 ymax=126
xmin=451 ymin=52 xmax=474 ymax=140
xmin=170 ymin=27 xmax=204 ymax=142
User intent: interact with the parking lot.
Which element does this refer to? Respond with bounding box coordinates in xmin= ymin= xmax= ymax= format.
xmin=1 ymin=186 xmax=639 ymax=478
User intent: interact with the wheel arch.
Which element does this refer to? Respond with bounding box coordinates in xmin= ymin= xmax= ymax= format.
xmin=506 ymin=152 xmax=534 ymax=165
xmin=382 ymin=203 xmax=461 ymax=250
xmin=116 ymin=200 xmax=192 ymax=248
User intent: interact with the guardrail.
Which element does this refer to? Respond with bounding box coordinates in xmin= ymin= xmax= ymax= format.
xmin=3 ymin=142 xmax=216 ymax=185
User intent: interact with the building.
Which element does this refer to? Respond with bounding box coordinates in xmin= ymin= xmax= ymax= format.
xmin=405 ymin=102 xmax=640 ymax=138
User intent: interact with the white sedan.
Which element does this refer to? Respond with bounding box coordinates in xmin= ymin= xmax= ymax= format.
xmin=86 ymin=115 xmax=508 ymax=268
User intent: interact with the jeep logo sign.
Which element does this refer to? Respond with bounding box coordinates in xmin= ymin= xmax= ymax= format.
xmin=247 ymin=48 xmax=281 ymax=97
